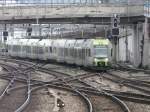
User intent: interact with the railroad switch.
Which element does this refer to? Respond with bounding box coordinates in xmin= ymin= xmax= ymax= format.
xmin=44 ymin=88 xmax=53 ymax=96
xmin=6 ymin=90 xmax=10 ymax=95
xmin=46 ymin=91 xmax=50 ymax=95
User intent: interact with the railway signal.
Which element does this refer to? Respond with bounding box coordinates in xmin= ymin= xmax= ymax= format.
xmin=3 ymin=31 xmax=8 ymax=41
xmin=111 ymin=14 xmax=120 ymax=37
xmin=27 ymin=24 xmax=32 ymax=37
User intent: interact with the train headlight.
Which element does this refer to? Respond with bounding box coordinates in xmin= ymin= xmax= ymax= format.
xmin=94 ymin=58 xmax=98 ymax=62
xmin=105 ymin=58 xmax=108 ymax=62
xmin=62 ymin=103 xmax=65 ymax=106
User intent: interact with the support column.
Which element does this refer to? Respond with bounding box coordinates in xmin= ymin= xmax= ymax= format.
xmin=10 ymin=24 xmax=14 ymax=38
xmin=125 ymin=26 xmax=128 ymax=62
xmin=132 ymin=23 xmax=143 ymax=67
xmin=143 ymin=17 xmax=150 ymax=68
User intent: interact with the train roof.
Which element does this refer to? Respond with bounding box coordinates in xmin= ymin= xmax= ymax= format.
xmin=6 ymin=38 xmax=109 ymax=46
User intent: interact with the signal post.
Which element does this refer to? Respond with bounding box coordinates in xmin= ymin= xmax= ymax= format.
xmin=111 ymin=14 xmax=120 ymax=62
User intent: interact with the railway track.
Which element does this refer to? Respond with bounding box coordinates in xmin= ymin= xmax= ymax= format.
xmin=2 ymin=57 xmax=150 ymax=112
xmin=0 ymin=58 xmax=92 ymax=112
xmin=115 ymin=63 xmax=150 ymax=74
xmin=0 ymin=58 xmax=126 ymax=112
xmin=14 ymin=60 xmax=130 ymax=112
xmin=0 ymin=61 xmax=31 ymax=112
xmin=105 ymin=71 xmax=150 ymax=95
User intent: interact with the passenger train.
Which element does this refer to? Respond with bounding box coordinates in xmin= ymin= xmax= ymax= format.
xmin=6 ymin=38 xmax=112 ymax=67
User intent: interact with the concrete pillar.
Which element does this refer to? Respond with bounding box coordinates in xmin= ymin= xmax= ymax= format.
xmin=125 ymin=26 xmax=129 ymax=62
xmin=9 ymin=24 xmax=14 ymax=38
xmin=132 ymin=23 xmax=143 ymax=67
xmin=143 ymin=17 xmax=150 ymax=68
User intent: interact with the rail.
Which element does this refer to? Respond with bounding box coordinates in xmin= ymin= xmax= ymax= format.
xmin=15 ymin=73 xmax=31 ymax=112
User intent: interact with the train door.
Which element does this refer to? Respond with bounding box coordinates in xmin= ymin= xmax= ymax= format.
xmin=63 ymin=40 xmax=67 ymax=62
xmin=85 ymin=39 xmax=93 ymax=66
xmin=74 ymin=40 xmax=84 ymax=66
xmin=44 ymin=39 xmax=51 ymax=60
xmin=82 ymin=39 xmax=87 ymax=66
xmin=52 ymin=39 xmax=58 ymax=61
xmin=50 ymin=40 xmax=55 ymax=60
xmin=73 ymin=40 xmax=77 ymax=65
xmin=43 ymin=41 xmax=47 ymax=60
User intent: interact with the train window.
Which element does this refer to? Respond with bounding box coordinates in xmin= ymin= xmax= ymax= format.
xmin=59 ymin=47 xmax=61 ymax=56
xmin=61 ymin=48 xmax=64 ymax=56
xmin=8 ymin=45 xmax=11 ymax=50
xmin=64 ymin=48 xmax=67 ymax=56
xmin=78 ymin=49 xmax=81 ymax=59
xmin=32 ymin=46 xmax=36 ymax=54
xmin=18 ymin=45 xmax=21 ymax=52
xmin=86 ymin=48 xmax=89 ymax=57
xmin=62 ymin=48 xmax=65 ymax=56
xmin=49 ymin=47 xmax=52 ymax=53
xmin=26 ymin=46 xmax=31 ymax=53
xmin=88 ymin=49 xmax=91 ymax=57
xmin=68 ymin=48 xmax=70 ymax=57
xmin=79 ymin=49 xmax=82 ymax=59
xmin=85 ymin=48 xmax=89 ymax=57
xmin=24 ymin=46 xmax=27 ymax=52
xmin=84 ymin=48 xmax=86 ymax=58
xmin=12 ymin=45 xmax=14 ymax=51
xmin=58 ymin=47 xmax=61 ymax=56
xmin=70 ymin=48 xmax=73 ymax=57
xmin=66 ymin=48 xmax=68 ymax=56
xmin=76 ymin=49 xmax=78 ymax=58
xmin=36 ymin=47 xmax=38 ymax=54
xmin=45 ymin=47 xmax=48 ymax=53
xmin=52 ymin=47 xmax=54 ymax=53
xmin=23 ymin=46 xmax=26 ymax=52
xmin=13 ymin=45 xmax=18 ymax=52
xmin=78 ymin=49 xmax=80 ymax=58
xmin=38 ymin=47 xmax=44 ymax=54
xmin=74 ymin=49 xmax=76 ymax=58
xmin=111 ymin=48 xmax=113 ymax=57
xmin=148 ymin=23 xmax=150 ymax=38
xmin=53 ymin=47 xmax=56 ymax=53
xmin=70 ymin=48 xmax=72 ymax=57
xmin=73 ymin=48 xmax=75 ymax=58
xmin=71 ymin=48 xmax=73 ymax=57
xmin=82 ymin=49 xmax=85 ymax=59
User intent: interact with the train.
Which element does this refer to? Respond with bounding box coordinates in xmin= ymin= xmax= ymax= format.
xmin=6 ymin=38 xmax=112 ymax=67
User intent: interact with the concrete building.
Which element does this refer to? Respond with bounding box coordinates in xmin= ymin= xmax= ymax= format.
xmin=118 ymin=20 xmax=150 ymax=68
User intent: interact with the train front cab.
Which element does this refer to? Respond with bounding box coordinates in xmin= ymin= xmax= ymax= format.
xmin=92 ymin=39 xmax=110 ymax=67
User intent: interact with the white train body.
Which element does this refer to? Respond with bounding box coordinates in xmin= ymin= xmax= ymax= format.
xmin=6 ymin=38 xmax=112 ymax=67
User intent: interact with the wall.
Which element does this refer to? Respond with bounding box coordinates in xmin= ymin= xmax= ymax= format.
xmin=118 ymin=22 xmax=150 ymax=68
xmin=143 ymin=18 xmax=150 ymax=68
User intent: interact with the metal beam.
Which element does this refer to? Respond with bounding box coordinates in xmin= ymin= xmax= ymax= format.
xmin=0 ymin=16 xmax=147 ymax=24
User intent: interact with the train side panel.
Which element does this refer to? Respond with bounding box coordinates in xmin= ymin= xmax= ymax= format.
xmin=64 ymin=39 xmax=76 ymax=64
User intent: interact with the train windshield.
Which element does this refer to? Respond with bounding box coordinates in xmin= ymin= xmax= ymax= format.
xmin=94 ymin=47 xmax=108 ymax=58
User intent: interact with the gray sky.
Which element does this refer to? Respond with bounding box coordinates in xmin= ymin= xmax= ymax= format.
xmin=0 ymin=0 xmax=146 ymax=4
